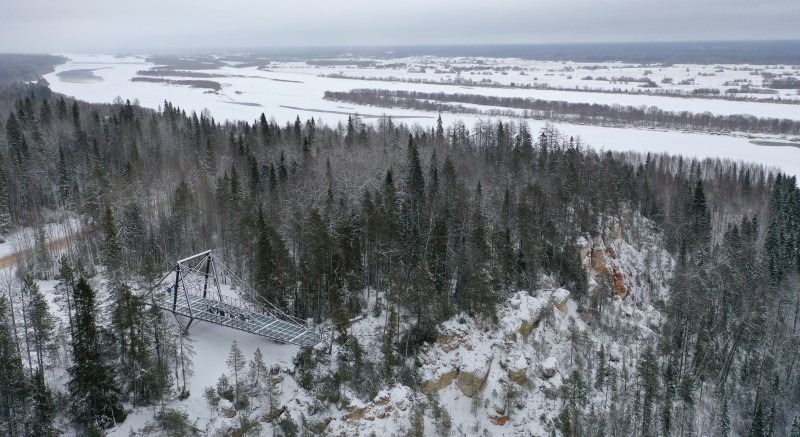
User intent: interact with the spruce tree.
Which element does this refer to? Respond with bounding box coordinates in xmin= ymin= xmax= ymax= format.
xmin=68 ymin=276 xmax=126 ymax=429
xmin=175 ymin=327 xmax=195 ymax=398
xmin=0 ymin=296 xmax=28 ymax=436
xmin=30 ymin=370 xmax=56 ymax=437
xmin=637 ymin=345 xmax=659 ymax=436
xmin=595 ymin=345 xmax=606 ymax=391
xmin=435 ymin=114 xmax=444 ymax=146
xmin=57 ymin=146 xmax=72 ymax=206
xmin=100 ymin=205 xmax=124 ymax=283
xmin=251 ymin=210 xmax=293 ymax=311
xmin=144 ymin=305 xmax=173 ymax=404
xmin=6 ymin=112 xmax=28 ymax=166
xmin=749 ymin=402 xmax=765 ymax=437
xmin=23 ymin=276 xmax=54 ymax=375
xmin=56 ymin=257 xmax=76 ymax=336
xmin=382 ymin=305 xmax=398 ymax=380
xmin=562 ymin=369 xmax=587 ymax=437
xmin=264 ymin=368 xmax=282 ymax=417
xmin=33 ymin=224 xmax=52 ymax=279
xmin=111 ymin=282 xmax=153 ymax=403
xmin=791 ymin=416 xmax=800 ymax=437
xmin=661 ymin=361 xmax=676 ymax=437
xmin=0 ymin=156 xmax=11 ymax=238
xmin=718 ymin=395 xmax=731 ymax=437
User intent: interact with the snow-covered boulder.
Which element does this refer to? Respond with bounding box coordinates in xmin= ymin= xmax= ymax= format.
xmin=500 ymin=291 xmax=546 ymax=338
xmin=541 ymin=356 xmax=558 ymax=378
xmin=540 ymin=373 xmax=563 ymax=400
xmin=457 ymin=353 xmax=493 ymax=398
xmin=343 ymin=385 xmax=413 ymax=424
xmin=503 ymin=350 xmax=528 ymax=385
xmin=551 ymin=288 xmax=570 ymax=312
xmin=420 ymin=367 xmax=458 ymax=395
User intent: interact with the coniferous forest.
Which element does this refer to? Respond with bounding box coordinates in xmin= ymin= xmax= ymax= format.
xmin=1 ymin=67 xmax=800 ymax=436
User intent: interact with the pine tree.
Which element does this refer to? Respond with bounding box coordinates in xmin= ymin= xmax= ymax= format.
xmin=248 ymin=347 xmax=268 ymax=391
xmin=68 ymin=276 xmax=126 ymax=429
xmin=227 ymin=340 xmax=246 ymax=407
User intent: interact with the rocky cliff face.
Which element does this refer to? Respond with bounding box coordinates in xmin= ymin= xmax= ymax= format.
xmin=578 ymin=219 xmax=674 ymax=305
xmin=313 ymin=228 xmax=674 ymax=436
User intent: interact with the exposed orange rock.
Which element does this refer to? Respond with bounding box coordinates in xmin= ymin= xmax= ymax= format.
xmin=612 ymin=267 xmax=628 ymax=299
xmin=591 ymin=248 xmax=606 ymax=273
xmin=345 ymin=407 xmax=367 ymax=422
xmin=489 ymin=415 xmax=509 ymax=426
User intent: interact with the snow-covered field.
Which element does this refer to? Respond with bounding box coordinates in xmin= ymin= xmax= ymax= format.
xmin=45 ymin=54 xmax=800 ymax=177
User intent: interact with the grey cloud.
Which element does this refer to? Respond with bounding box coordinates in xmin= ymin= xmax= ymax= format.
xmin=0 ymin=0 xmax=797 ymax=53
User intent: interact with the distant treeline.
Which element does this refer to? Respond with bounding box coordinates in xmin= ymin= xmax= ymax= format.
xmin=0 ymin=54 xmax=65 ymax=83
xmin=320 ymin=40 xmax=800 ymax=64
xmin=324 ymin=72 xmax=800 ymax=105
xmin=130 ymin=76 xmax=222 ymax=91
xmin=325 ymin=88 xmax=800 ymax=135
xmin=136 ymin=69 xmax=220 ymax=78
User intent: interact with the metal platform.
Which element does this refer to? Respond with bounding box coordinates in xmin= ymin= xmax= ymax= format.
xmin=153 ymin=290 xmax=319 ymax=347
xmin=148 ymin=250 xmax=321 ymax=347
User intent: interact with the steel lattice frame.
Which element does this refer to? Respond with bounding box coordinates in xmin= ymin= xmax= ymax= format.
xmin=148 ymin=250 xmax=320 ymax=347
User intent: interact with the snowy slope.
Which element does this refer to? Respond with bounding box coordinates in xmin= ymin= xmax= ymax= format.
xmin=302 ymin=229 xmax=673 ymax=436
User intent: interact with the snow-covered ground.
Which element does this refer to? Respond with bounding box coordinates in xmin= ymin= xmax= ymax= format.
xmin=107 ymin=321 xmax=300 ymax=436
xmin=45 ymin=54 xmax=800 ymax=178
xmin=0 ymin=213 xmax=81 ymax=261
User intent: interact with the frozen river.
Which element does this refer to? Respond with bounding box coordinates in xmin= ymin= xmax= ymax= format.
xmin=45 ymin=54 xmax=800 ymax=177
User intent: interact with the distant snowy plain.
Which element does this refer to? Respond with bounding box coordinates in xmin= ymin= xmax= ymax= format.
xmin=45 ymin=54 xmax=800 ymax=177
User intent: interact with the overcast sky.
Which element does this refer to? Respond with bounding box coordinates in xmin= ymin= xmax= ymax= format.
xmin=1 ymin=0 xmax=797 ymax=53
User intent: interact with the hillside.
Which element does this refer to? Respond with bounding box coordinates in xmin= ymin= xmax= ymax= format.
xmin=0 ymin=81 xmax=799 ymax=436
